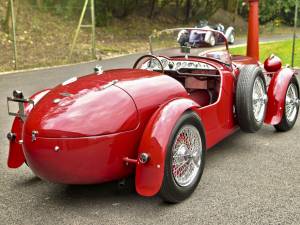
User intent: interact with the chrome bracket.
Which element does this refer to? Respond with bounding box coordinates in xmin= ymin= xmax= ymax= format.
xmin=139 ymin=153 xmax=150 ymax=164
xmin=94 ymin=65 xmax=103 ymax=75
xmin=31 ymin=130 xmax=38 ymax=142
xmin=7 ymin=93 xmax=34 ymax=122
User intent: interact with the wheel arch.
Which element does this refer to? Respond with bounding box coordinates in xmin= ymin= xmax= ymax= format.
xmin=265 ymin=68 xmax=299 ymax=125
xmin=135 ymin=98 xmax=204 ymax=197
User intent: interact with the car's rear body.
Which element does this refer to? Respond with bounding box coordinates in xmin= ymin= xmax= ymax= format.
xmin=8 ymin=69 xmax=189 ymax=184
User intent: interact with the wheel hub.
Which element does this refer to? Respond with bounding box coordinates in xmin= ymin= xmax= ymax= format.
xmin=172 ymin=125 xmax=202 ymax=187
xmin=252 ymin=77 xmax=267 ymax=122
xmin=285 ymin=84 xmax=299 ymax=122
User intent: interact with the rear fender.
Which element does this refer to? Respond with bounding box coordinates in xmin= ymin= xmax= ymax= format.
xmin=265 ymin=68 xmax=299 ymax=125
xmin=135 ymin=98 xmax=200 ymax=197
xmin=7 ymin=89 xmax=50 ymax=168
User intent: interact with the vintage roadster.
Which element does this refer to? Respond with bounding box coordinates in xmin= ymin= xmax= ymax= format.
xmin=5 ymin=1 xmax=299 ymax=203
xmin=177 ymin=21 xmax=235 ymax=47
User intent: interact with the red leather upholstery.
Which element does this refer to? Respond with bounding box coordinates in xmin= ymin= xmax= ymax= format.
xmin=189 ymin=90 xmax=211 ymax=107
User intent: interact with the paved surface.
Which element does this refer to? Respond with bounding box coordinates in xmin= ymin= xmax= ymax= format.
xmin=0 ymin=42 xmax=300 ymax=225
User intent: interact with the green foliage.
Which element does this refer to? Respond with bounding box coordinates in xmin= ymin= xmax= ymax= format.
xmin=239 ymin=0 xmax=298 ymax=25
xmin=30 ymin=0 xmax=84 ymax=19
xmin=27 ymin=0 xmax=298 ymax=27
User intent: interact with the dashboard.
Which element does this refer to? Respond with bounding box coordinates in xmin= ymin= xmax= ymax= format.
xmin=140 ymin=56 xmax=216 ymax=71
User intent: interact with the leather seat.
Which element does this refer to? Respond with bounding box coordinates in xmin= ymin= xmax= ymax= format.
xmin=189 ymin=90 xmax=212 ymax=107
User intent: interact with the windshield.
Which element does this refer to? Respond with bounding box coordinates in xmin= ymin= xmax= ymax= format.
xmin=149 ymin=28 xmax=230 ymax=64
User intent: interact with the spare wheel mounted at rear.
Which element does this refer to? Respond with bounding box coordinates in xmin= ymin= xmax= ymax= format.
xmin=236 ymin=65 xmax=267 ymax=133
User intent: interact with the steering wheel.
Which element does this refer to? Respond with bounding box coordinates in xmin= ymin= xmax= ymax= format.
xmin=133 ymin=54 xmax=165 ymax=74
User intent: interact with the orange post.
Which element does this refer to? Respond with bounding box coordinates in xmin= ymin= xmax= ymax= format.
xmin=247 ymin=0 xmax=259 ymax=61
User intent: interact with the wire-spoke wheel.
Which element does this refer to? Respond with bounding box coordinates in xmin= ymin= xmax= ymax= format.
xmin=275 ymin=77 xmax=299 ymax=132
xmin=285 ymin=84 xmax=298 ymax=122
xmin=159 ymin=111 xmax=206 ymax=203
xmin=172 ymin=125 xmax=202 ymax=187
xmin=252 ymin=77 xmax=268 ymax=123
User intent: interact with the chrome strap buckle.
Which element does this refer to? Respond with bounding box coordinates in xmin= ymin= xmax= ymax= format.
xmin=7 ymin=90 xmax=34 ymax=121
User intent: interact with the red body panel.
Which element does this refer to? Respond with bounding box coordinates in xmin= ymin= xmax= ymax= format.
xmin=25 ymin=83 xmax=139 ymax=138
xmin=232 ymin=55 xmax=258 ymax=65
xmin=265 ymin=68 xmax=297 ymax=125
xmin=23 ymin=130 xmax=139 ymax=184
xmin=196 ymin=70 xmax=238 ymax=149
xmin=135 ymin=98 xmax=200 ymax=196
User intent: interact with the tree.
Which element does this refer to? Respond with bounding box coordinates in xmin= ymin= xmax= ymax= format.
xmin=4 ymin=0 xmax=12 ymax=34
xmin=185 ymin=0 xmax=192 ymax=23
xmin=4 ymin=0 xmax=18 ymax=36
xmin=149 ymin=0 xmax=156 ymax=19
xmin=36 ymin=0 xmax=43 ymax=9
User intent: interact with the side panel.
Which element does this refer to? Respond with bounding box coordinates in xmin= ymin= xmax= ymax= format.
xmin=265 ymin=68 xmax=297 ymax=125
xmin=135 ymin=98 xmax=199 ymax=197
xmin=23 ymin=130 xmax=139 ymax=184
xmin=7 ymin=89 xmax=50 ymax=168
xmin=197 ymin=71 xmax=238 ymax=149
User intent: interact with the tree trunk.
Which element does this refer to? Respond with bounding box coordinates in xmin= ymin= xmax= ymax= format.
xmin=149 ymin=0 xmax=156 ymax=19
xmin=4 ymin=0 xmax=12 ymax=34
xmin=184 ymin=0 xmax=191 ymax=23
xmin=5 ymin=0 xmax=18 ymax=38
xmin=175 ymin=0 xmax=179 ymax=20
xmin=233 ymin=0 xmax=239 ymax=25
xmin=36 ymin=0 xmax=43 ymax=9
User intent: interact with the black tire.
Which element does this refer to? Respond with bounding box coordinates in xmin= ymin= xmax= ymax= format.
xmin=236 ymin=65 xmax=267 ymax=133
xmin=274 ymin=76 xmax=299 ymax=132
xmin=159 ymin=111 xmax=206 ymax=203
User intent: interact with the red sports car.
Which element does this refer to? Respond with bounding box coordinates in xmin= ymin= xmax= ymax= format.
xmin=6 ymin=5 xmax=299 ymax=203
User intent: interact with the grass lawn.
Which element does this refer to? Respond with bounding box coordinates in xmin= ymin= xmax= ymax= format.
xmin=230 ymin=39 xmax=300 ymax=67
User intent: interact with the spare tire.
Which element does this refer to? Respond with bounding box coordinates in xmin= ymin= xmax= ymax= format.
xmin=236 ymin=65 xmax=267 ymax=133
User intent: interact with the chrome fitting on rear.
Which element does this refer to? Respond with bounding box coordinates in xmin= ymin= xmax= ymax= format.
xmin=7 ymin=90 xmax=34 ymax=122
xmin=139 ymin=153 xmax=150 ymax=164
xmin=7 ymin=132 xmax=16 ymax=141
xmin=94 ymin=65 xmax=103 ymax=75
xmin=13 ymin=90 xmax=24 ymax=99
